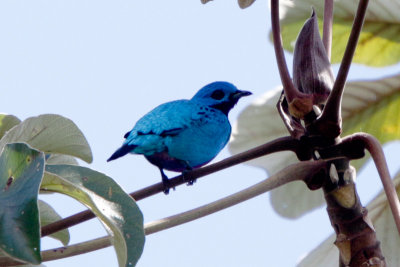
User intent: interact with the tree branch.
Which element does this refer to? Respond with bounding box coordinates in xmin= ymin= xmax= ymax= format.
xmin=1 ymin=160 xmax=326 ymax=266
xmin=145 ymin=160 xmax=326 ymax=235
xmin=41 ymin=136 xmax=303 ymax=237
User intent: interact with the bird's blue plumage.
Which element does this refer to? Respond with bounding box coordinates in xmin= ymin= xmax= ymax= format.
xmin=108 ymin=81 xmax=251 ymax=192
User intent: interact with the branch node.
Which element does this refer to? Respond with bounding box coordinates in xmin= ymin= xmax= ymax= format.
xmin=329 ymin=163 xmax=340 ymax=184
xmin=303 ymin=162 xmax=328 ymax=190
xmin=312 ymin=105 xmax=322 ymax=116
xmin=343 ymin=166 xmax=356 ymax=183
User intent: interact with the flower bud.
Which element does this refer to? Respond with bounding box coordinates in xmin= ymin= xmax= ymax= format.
xmin=292 ymin=9 xmax=334 ymax=106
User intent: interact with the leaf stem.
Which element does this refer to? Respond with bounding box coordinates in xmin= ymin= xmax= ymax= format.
xmin=352 ymin=132 xmax=400 ymax=235
xmin=270 ymin=0 xmax=306 ymax=103
xmin=323 ymin=0 xmax=333 ymax=59
xmin=317 ymin=0 xmax=369 ymax=133
xmin=41 ymin=136 xmax=301 ymax=237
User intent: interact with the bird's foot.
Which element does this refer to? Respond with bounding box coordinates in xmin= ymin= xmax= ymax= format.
xmin=162 ymin=176 xmax=176 ymax=194
xmin=160 ymin=169 xmax=175 ymax=195
xmin=162 ymin=180 xmax=171 ymax=194
xmin=182 ymin=169 xmax=196 ymax=186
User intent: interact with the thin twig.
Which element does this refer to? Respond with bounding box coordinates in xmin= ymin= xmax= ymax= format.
xmin=352 ymin=132 xmax=400 ymax=235
xmin=323 ymin=0 xmax=334 ymax=59
xmin=1 ymin=160 xmax=326 ymax=266
xmin=145 ymin=160 xmax=326 ymax=235
xmin=41 ymin=136 xmax=301 ymax=237
xmin=318 ymin=0 xmax=369 ymax=129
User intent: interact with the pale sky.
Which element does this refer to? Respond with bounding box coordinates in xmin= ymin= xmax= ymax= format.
xmin=1 ymin=1 xmax=400 ymax=266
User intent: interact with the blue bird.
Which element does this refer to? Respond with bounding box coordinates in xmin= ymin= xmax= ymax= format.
xmin=107 ymin=81 xmax=251 ymax=193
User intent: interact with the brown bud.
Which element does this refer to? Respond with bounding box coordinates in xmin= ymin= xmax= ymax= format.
xmin=293 ymin=9 xmax=334 ymax=106
xmin=288 ymin=97 xmax=313 ymax=119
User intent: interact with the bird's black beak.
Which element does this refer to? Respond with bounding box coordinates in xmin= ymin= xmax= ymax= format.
xmin=232 ymin=90 xmax=252 ymax=100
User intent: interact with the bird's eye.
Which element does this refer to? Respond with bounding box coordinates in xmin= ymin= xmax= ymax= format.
xmin=210 ymin=89 xmax=225 ymax=100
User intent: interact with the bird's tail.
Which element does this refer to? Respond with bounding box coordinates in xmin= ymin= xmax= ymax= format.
xmin=107 ymin=144 xmax=137 ymax=162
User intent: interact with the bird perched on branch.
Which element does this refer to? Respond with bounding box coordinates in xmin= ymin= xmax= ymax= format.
xmin=107 ymin=81 xmax=251 ymax=193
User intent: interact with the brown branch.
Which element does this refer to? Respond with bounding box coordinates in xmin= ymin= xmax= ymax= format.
xmin=145 ymin=160 xmax=327 ymax=235
xmin=270 ymin=0 xmax=307 ymax=104
xmin=323 ymin=0 xmax=334 ymax=59
xmin=41 ymin=136 xmax=303 ymax=238
xmin=317 ymin=0 xmax=369 ymax=137
xmin=319 ymin=147 xmax=386 ymax=265
xmin=324 ymin=182 xmax=386 ymax=266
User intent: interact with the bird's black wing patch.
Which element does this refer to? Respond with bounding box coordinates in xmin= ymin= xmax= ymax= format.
xmin=137 ymin=130 xmax=155 ymax=136
xmin=160 ymin=127 xmax=184 ymax=137
xmin=127 ymin=128 xmax=182 ymax=138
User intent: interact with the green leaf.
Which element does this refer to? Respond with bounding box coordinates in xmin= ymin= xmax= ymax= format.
xmin=341 ymin=75 xmax=400 ymax=140
xmin=0 ymin=114 xmax=92 ymax=163
xmin=42 ymin=165 xmax=145 ymax=267
xmin=45 ymin=154 xmax=78 ymax=166
xmin=229 ymin=73 xmax=400 ymax=218
xmin=38 ymin=200 xmax=70 ymax=246
xmin=0 ymin=143 xmax=45 ymax=264
xmin=0 ymin=114 xmax=20 ymax=139
xmin=277 ymin=0 xmax=400 ymax=67
xmin=342 ymin=73 xmax=400 ymax=169
xmin=0 ymin=250 xmax=44 ymax=266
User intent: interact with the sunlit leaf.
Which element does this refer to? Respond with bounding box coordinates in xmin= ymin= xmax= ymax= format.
xmin=342 ymin=74 xmax=400 ymax=169
xmin=45 ymin=154 xmax=78 ymax=165
xmin=341 ymin=75 xmax=400 ymax=140
xmin=277 ymin=0 xmax=400 ymax=67
xmin=0 ymin=114 xmax=20 ymax=140
xmin=297 ymin=172 xmax=400 ymax=267
xmin=38 ymin=200 xmax=70 ymax=246
xmin=42 ymin=165 xmax=145 ymax=267
xmin=0 ymin=143 xmax=44 ymax=264
xmin=0 ymin=114 xmax=92 ymax=163
xmin=229 ymin=73 xmax=400 ymax=218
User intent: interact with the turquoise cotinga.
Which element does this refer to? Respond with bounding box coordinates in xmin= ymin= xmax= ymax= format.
xmin=107 ymin=81 xmax=251 ymax=193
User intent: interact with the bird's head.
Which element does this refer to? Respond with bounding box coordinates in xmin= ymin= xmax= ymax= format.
xmin=191 ymin=81 xmax=252 ymax=115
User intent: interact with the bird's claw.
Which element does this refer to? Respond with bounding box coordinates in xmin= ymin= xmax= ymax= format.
xmin=162 ymin=178 xmax=176 ymax=194
xmin=182 ymin=170 xmax=196 ymax=186
xmin=160 ymin=170 xmax=175 ymax=195
xmin=162 ymin=180 xmax=170 ymax=195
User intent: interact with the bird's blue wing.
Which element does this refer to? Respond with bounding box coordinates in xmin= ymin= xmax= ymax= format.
xmin=123 ymin=100 xmax=196 ymax=155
